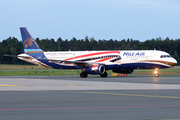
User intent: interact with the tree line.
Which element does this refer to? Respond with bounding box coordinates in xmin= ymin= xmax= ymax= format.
xmin=0 ymin=36 xmax=180 ymax=64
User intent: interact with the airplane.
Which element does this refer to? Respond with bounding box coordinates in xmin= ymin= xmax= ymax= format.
xmin=17 ymin=27 xmax=177 ymax=78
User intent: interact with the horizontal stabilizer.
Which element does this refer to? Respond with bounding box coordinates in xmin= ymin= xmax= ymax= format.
xmin=4 ymin=54 xmax=17 ymax=57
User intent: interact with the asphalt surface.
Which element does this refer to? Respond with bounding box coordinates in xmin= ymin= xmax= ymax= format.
xmin=0 ymin=76 xmax=180 ymax=120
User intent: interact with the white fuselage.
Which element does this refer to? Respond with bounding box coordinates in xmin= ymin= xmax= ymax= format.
xmin=18 ymin=50 xmax=177 ymax=70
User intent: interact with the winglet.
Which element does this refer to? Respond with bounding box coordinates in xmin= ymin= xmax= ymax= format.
xmin=20 ymin=27 xmax=43 ymax=53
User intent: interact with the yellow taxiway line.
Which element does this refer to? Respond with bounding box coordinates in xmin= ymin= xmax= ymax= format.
xmin=0 ymin=84 xmax=24 ymax=87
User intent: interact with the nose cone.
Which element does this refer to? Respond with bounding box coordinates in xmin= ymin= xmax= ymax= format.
xmin=171 ymin=58 xmax=177 ymax=66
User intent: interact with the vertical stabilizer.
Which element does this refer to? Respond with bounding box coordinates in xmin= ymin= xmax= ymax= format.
xmin=20 ymin=27 xmax=43 ymax=53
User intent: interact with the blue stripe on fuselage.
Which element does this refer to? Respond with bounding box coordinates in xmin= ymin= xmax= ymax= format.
xmin=113 ymin=63 xmax=169 ymax=69
xmin=39 ymin=60 xmax=169 ymax=70
xmin=105 ymin=63 xmax=169 ymax=70
xmin=24 ymin=49 xmax=43 ymax=52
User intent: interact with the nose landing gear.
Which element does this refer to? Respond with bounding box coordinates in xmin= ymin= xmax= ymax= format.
xmin=154 ymin=68 xmax=159 ymax=78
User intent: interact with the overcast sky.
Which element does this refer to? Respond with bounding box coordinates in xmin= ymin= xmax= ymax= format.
xmin=0 ymin=0 xmax=180 ymax=41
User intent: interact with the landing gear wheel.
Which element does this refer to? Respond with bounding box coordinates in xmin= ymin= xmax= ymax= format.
xmin=155 ymin=74 xmax=159 ymax=78
xmin=100 ymin=72 xmax=108 ymax=77
xmin=80 ymin=72 xmax=88 ymax=78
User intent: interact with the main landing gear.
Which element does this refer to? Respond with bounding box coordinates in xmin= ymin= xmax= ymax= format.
xmin=80 ymin=72 xmax=108 ymax=78
xmin=154 ymin=68 xmax=159 ymax=78
xmin=100 ymin=72 xmax=108 ymax=77
xmin=80 ymin=72 xmax=88 ymax=78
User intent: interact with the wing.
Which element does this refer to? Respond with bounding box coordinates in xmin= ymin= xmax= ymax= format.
xmin=37 ymin=58 xmax=106 ymax=67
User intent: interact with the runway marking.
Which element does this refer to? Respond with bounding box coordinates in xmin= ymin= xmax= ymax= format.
xmin=60 ymin=84 xmax=77 ymax=86
xmin=0 ymin=84 xmax=24 ymax=87
xmin=1 ymin=105 xmax=180 ymax=111
xmin=80 ymin=91 xmax=180 ymax=99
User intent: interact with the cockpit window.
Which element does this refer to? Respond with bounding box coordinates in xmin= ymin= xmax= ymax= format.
xmin=160 ymin=55 xmax=171 ymax=58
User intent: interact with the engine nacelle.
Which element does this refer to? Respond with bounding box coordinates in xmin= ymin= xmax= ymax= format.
xmin=83 ymin=65 xmax=105 ymax=74
xmin=112 ymin=69 xmax=134 ymax=74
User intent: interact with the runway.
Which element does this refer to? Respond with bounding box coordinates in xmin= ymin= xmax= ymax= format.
xmin=0 ymin=76 xmax=180 ymax=120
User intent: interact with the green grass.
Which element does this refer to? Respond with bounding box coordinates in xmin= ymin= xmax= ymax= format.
xmin=0 ymin=64 xmax=47 ymax=70
xmin=0 ymin=70 xmax=81 ymax=76
xmin=0 ymin=64 xmax=180 ymax=76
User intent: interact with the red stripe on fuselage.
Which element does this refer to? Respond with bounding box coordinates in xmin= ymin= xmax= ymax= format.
xmin=65 ymin=51 xmax=120 ymax=61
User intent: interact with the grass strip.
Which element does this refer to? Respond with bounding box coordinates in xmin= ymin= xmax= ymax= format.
xmin=0 ymin=64 xmax=180 ymax=76
xmin=0 ymin=70 xmax=80 ymax=76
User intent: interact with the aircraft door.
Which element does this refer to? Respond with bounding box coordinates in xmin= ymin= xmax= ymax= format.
xmin=150 ymin=52 xmax=156 ymax=60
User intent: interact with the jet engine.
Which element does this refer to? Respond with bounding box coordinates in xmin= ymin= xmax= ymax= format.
xmin=82 ymin=65 xmax=105 ymax=74
xmin=112 ymin=69 xmax=134 ymax=74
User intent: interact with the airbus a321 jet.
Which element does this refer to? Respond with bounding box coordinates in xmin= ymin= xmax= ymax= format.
xmin=17 ymin=27 xmax=177 ymax=78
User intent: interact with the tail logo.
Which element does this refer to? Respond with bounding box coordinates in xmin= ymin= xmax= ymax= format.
xmin=24 ymin=38 xmax=33 ymax=48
